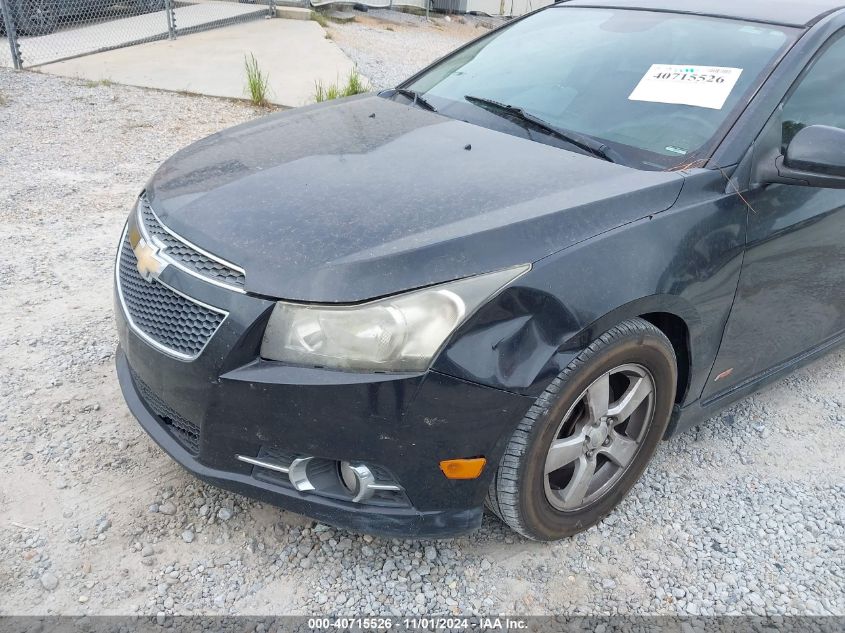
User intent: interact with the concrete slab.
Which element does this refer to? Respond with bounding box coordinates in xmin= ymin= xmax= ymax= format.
xmin=1 ymin=2 xmax=269 ymax=68
xmin=275 ymin=6 xmax=311 ymax=20
xmin=39 ymin=18 xmax=357 ymax=107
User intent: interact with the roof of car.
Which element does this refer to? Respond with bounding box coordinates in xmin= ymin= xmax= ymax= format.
xmin=558 ymin=0 xmax=845 ymax=27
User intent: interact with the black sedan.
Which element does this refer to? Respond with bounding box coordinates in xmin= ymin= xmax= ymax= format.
xmin=114 ymin=0 xmax=845 ymax=540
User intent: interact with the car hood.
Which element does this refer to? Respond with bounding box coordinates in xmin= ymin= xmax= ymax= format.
xmin=147 ymin=95 xmax=684 ymax=302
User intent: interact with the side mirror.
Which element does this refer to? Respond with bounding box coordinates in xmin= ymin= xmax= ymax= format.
xmin=785 ymin=125 xmax=845 ymax=176
xmin=760 ymin=125 xmax=845 ymax=189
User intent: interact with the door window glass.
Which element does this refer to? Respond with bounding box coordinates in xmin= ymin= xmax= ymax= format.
xmin=782 ymin=34 xmax=845 ymax=147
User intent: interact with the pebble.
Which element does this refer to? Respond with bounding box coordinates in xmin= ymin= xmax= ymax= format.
xmin=40 ymin=573 xmax=58 ymax=591
xmin=328 ymin=8 xmax=500 ymax=90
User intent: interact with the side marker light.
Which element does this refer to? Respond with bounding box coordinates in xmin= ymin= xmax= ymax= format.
xmin=440 ymin=457 xmax=486 ymax=480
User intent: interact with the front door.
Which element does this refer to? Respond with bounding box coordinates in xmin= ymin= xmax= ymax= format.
xmin=701 ymin=31 xmax=845 ymax=401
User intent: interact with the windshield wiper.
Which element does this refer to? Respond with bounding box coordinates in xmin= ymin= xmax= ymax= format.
xmin=464 ymin=95 xmax=619 ymax=163
xmin=392 ymin=88 xmax=438 ymax=112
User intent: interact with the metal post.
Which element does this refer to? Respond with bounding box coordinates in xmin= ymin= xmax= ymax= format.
xmin=0 ymin=0 xmax=22 ymax=69
xmin=425 ymin=0 xmax=429 ymax=20
xmin=164 ymin=0 xmax=176 ymax=39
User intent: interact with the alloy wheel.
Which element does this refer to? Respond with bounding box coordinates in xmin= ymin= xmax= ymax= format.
xmin=543 ymin=363 xmax=656 ymax=512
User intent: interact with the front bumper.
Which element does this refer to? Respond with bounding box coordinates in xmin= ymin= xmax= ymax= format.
xmin=120 ymin=350 xmax=499 ymax=537
xmin=116 ymin=297 xmax=533 ymax=537
xmin=113 ymin=198 xmax=538 ymax=537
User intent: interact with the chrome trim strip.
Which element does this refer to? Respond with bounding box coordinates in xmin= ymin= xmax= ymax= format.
xmin=115 ymin=223 xmax=229 ymax=362
xmin=348 ymin=464 xmax=376 ymax=502
xmin=161 ymin=255 xmax=247 ymax=295
xmin=139 ymin=199 xmax=247 ymax=294
xmin=146 ymin=201 xmax=246 ymax=274
xmin=367 ymin=483 xmax=402 ymax=492
xmin=236 ymin=454 xmax=290 ymax=474
xmin=288 ymin=457 xmax=316 ymax=492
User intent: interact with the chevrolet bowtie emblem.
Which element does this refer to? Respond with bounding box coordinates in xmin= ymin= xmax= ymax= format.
xmin=132 ymin=235 xmax=167 ymax=282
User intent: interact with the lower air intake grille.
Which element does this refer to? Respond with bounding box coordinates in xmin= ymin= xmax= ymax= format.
xmin=118 ymin=235 xmax=225 ymax=359
xmin=131 ymin=369 xmax=200 ymax=455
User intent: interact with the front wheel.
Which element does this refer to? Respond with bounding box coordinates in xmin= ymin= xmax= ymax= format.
xmin=487 ymin=318 xmax=677 ymax=541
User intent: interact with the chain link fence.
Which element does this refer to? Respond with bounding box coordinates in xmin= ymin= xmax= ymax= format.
xmin=0 ymin=0 xmax=273 ymax=68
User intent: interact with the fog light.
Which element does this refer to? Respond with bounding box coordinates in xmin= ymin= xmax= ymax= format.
xmin=339 ymin=461 xmax=360 ymax=494
xmin=338 ymin=462 xmax=376 ymax=502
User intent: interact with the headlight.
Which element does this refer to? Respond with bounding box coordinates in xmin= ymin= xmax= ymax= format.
xmin=260 ymin=264 xmax=530 ymax=372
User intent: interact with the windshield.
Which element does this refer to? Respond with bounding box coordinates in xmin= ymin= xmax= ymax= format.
xmin=403 ymin=8 xmax=795 ymax=169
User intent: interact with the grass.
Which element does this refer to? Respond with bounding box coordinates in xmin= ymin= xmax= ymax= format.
xmin=344 ymin=68 xmax=366 ymax=96
xmin=0 ymin=91 xmax=6 ymax=107
xmin=310 ymin=10 xmax=328 ymax=27
xmin=399 ymin=6 xmax=427 ymax=16
xmin=82 ymin=78 xmax=114 ymax=88
xmin=313 ymin=69 xmax=368 ymax=103
xmin=244 ymin=53 xmax=270 ymax=107
xmin=314 ymin=81 xmax=340 ymax=103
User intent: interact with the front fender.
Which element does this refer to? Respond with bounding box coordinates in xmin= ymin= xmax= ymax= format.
xmin=433 ymin=170 xmax=748 ymax=405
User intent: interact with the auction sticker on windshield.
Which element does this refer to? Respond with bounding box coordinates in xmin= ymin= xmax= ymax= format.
xmin=629 ymin=64 xmax=743 ymax=109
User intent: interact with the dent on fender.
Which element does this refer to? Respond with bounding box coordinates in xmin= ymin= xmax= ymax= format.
xmin=435 ymin=285 xmax=701 ymax=397
xmin=434 ymin=172 xmax=747 ymax=403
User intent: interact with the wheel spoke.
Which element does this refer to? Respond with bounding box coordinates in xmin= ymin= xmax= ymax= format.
xmin=545 ymin=435 xmax=585 ymax=474
xmin=584 ymin=374 xmax=610 ymax=421
xmin=560 ymin=455 xmax=597 ymax=509
xmin=599 ymin=431 xmax=638 ymax=467
xmin=607 ymin=374 xmax=653 ymax=423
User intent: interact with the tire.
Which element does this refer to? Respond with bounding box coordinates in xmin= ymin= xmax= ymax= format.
xmin=15 ymin=0 xmax=57 ymax=35
xmin=487 ymin=318 xmax=677 ymax=541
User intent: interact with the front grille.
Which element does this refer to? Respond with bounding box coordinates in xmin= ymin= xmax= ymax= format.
xmin=131 ymin=368 xmax=201 ymax=455
xmin=139 ymin=196 xmax=246 ymax=290
xmin=118 ymin=235 xmax=225 ymax=359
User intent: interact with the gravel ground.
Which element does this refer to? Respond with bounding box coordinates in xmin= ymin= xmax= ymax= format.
xmin=1 ymin=39 xmax=845 ymax=618
xmin=325 ymin=10 xmax=502 ymax=89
